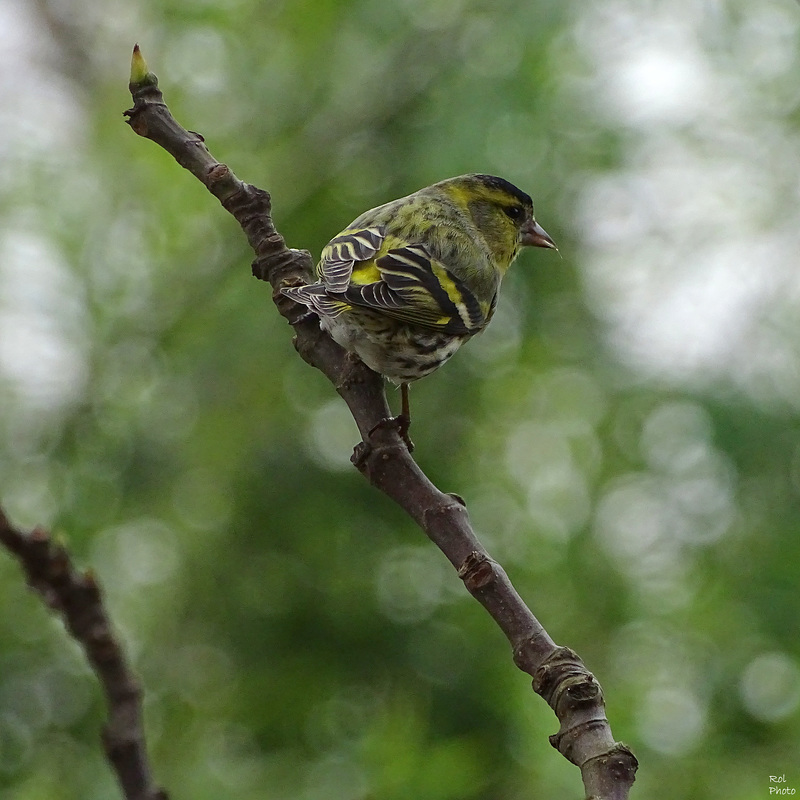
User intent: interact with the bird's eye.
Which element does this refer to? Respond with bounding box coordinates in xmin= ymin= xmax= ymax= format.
xmin=504 ymin=205 xmax=523 ymax=221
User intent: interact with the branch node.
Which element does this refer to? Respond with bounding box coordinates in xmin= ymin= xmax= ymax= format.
xmin=533 ymin=647 xmax=592 ymax=706
xmin=351 ymin=441 xmax=371 ymax=469
xmin=596 ymin=743 xmax=639 ymax=780
xmin=207 ymin=162 xmax=229 ymax=182
xmin=580 ymin=744 xmax=639 ymax=796
xmin=458 ymin=551 xmax=495 ymax=591
xmin=446 ymin=492 xmax=466 ymax=506
xmin=351 ymin=432 xmax=408 ymax=472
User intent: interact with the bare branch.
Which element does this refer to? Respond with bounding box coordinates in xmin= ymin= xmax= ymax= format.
xmin=107 ymin=44 xmax=634 ymax=798
xmin=0 ymin=507 xmax=167 ymax=800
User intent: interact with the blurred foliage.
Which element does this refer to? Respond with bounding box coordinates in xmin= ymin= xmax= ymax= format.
xmin=2 ymin=0 xmax=800 ymax=798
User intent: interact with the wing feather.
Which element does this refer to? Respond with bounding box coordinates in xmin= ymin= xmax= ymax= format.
xmin=282 ymin=284 xmax=350 ymax=318
xmin=344 ymin=244 xmax=486 ymax=335
xmin=319 ymin=226 xmax=385 ymax=292
xmin=292 ymin=226 xmax=487 ymax=336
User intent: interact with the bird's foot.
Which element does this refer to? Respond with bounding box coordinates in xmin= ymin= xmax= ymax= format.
xmin=368 ymin=413 xmax=415 ymax=453
xmin=395 ymin=412 xmax=414 ymax=453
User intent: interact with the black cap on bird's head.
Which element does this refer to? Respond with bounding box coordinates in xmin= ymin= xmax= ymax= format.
xmin=469 ymin=174 xmax=557 ymax=251
xmin=470 ymin=174 xmax=534 ymax=208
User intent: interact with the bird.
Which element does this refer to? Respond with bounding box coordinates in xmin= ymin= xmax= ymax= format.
xmin=282 ymin=173 xmax=556 ymax=447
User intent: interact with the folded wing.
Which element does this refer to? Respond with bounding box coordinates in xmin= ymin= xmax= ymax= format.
xmin=284 ymin=225 xmax=488 ymax=336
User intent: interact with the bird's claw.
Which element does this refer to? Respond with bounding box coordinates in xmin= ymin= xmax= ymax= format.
xmin=395 ymin=413 xmax=414 ymax=453
xmin=368 ymin=414 xmax=415 ymax=453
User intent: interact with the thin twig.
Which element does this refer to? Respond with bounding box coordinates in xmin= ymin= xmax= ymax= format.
xmin=0 ymin=507 xmax=167 ymax=800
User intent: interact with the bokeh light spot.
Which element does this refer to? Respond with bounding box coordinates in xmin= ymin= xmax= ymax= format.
xmin=306 ymin=399 xmax=359 ymax=472
xmin=740 ymin=652 xmax=800 ymax=722
xmin=638 ymin=686 xmax=705 ymax=756
xmin=376 ymin=546 xmax=448 ymax=624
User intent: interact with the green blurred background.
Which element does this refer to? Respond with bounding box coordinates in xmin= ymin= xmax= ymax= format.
xmin=2 ymin=0 xmax=800 ymax=797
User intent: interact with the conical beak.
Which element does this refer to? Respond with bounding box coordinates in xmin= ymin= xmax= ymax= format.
xmin=520 ymin=219 xmax=557 ymax=250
